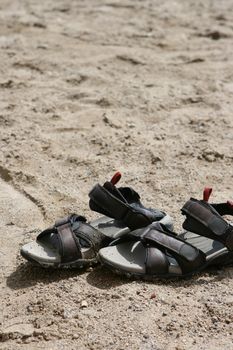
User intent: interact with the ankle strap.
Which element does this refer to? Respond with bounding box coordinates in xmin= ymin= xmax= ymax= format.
xmin=181 ymin=199 xmax=233 ymax=250
xmin=89 ymin=183 xmax=153 ymax=230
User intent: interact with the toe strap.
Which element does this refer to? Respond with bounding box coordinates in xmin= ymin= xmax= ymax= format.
xmin=141 ymin=223 xmax=206 ymax=274
xmin=110 ymin=223 xmax=206 ymax=275
xmin=37 ymin=214 xmax=104 ymax=264
xmin=146 ymin=247 xmax=169 ymax=275
xmin=56 ymin=221 xmax=82 ymax=263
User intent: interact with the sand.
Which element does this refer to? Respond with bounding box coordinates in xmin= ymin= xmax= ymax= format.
xmin=0 ymin=0 xmax=233 ymax=349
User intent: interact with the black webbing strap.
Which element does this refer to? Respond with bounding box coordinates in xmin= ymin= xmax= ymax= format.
xmin=182 ymin=199 xmax=233 ymax=250
xmin=76 ymin=222 xmax=105 ymax=253
xmin=126 ymin=223 xmax=205 ymax=274
xmin=182 ymin=199 xmax=228 ymax=236
xmin=89 ymin=184 xmax=128 ymax=220
xmin=89 ymin=184 xmax=151 ymax=229
xmin=55 ymin=215 xmax=105 ymax=262
xmin=142 ymin=226 xmax=202 ymax=263
xmin=56 ymin=222 xmax=82 ymax=263
xmin=54 ymin=215 xmax=83 ymax=263
xmin=36 ymin=214 xmax=107 ymax=264
xmin=144 ymin=227 xmax=205 ymax=274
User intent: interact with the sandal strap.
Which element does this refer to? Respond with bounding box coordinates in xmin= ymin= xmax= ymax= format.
xmin=211 ymin=202 xmax=233 ymax=216
xmin=38 ymin=214 xmax=104 ymax=264
xmin=75 ymin=222 xmax=106 ymax=253
xmin=181 ymin=199 xmax=233 ymax=250
xmin=142 ymin=224 xmax=205 ymax=274
xmin=54 ymin=214 xmax=85 ymax=227
xmin=56 ymin=221 xmax=82 ymax=263
xmin=89 ymin=182 xmax=163 ymax=230
xmin=111 ymin=223 xmax=205 ymax=274
xmin=145 ymin=246 xmax=169 ymax=275
xmin=55 ymin=214 xmax=86 ymax=263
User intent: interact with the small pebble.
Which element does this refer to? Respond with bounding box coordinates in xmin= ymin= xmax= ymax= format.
xmin=80 ymin=300 xmax=88 ymax=308
xmin=150 ymin=293 xmax=156 ymax=299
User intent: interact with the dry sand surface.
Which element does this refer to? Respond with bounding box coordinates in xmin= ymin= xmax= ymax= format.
xmin=0 ymin=0 xmax=233 ymax=349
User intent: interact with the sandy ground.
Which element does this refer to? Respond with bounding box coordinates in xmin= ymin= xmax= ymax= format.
xmin=0 ymin=0 xmax=233 ymax=349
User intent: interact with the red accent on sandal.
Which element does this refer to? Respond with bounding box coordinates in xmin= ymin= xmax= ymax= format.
xmin=110 ymin=171 xmax=122 ymax=185
xmin=227 ymin=200 xmax=233 ymax=209
xmin=203 ymin=187 xmax=212 ymax=202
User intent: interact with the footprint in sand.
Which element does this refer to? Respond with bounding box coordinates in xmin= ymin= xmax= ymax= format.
xmin=0 ymin=176 xmax=44 ymax=274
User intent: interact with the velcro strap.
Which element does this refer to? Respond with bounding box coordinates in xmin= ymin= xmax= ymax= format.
xmin=112 ymin=224 xmax=205 ymax=274
xmin=77 ymin=222 xmax=105 ymax=252
xmin=57 ymin=221 xmax=104 ymax=263
xmin=89 ymin=184 xmax=153 ymax=230
xmin=182 ymin=199 xmax=228 ymax=236
xmin=143 ymin=228 xmax=200 ymax=263
xmin=89 ymin=184 xmax=129 ymax=220
xmin=57 ymin=223 xmax=81 ymax=263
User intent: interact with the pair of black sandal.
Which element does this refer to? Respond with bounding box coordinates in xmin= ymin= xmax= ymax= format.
xmin=21 ymin=173 xmax=233 ymax=279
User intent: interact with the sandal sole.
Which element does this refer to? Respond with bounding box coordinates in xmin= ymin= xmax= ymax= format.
xmin=98 ymin=250 xmax=233 ymax=280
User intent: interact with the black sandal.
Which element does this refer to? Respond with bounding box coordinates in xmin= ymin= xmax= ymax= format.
xmin=20 ymin=172 xmax=172 ymax=268
xmin=99 ymin=188 xmax=233 ymax=279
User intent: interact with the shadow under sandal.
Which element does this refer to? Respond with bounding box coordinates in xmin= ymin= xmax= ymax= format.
xmin=99 ymin=190 xmax=233 ymax=279
xmin=20 ymin=172 xmax=172 ymax=268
